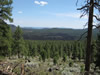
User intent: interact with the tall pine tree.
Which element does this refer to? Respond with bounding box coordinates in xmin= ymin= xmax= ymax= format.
xmin=0 ymin=24 xmax=12 ymax=57
xmin=0 ymin=0 xmax=13 ymax=57
xmin=13 ymin=26 xmax=27 ymax=58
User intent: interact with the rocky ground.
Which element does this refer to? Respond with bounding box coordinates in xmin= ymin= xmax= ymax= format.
xmin=0 ymin=57 xmax=100 ymax=75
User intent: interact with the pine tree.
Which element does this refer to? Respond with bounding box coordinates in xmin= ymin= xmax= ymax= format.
xmin=63 ymin=54 xmax=67 ymax=62
xmin=28 ymin=41 xmax=34 ymax=56
xmin=91 ymin=41 xmax=97 ymax=63
xmin=0 ymin=0 xmax=13 ymax=23
xmin=13 ymin=26 xmax=27 ymax=58
xmin=47 ymin=48 xmax=50 ymax=59
xmin=67 ymin=43 xmax=71 ymax=57
xmin=79 ymin=48 xmax=83 ymax=61
xmin=0 ymin=0 xmax=13 ymax=57
xmin=0 ymin=24 xmax=12 ymax=57
xmin=78 ymin=42 xmax=83 ymax=60
xmin=95 ymin=32 xmax=100 ymax=68
xmin=53 ymin=56 xmax=58 ymax=65
xmin=59 ymin=45 xmax=63 ymax=57
xmin=72 ymin=42 xmax=79 ymax=59
xmin=40 ymin=49 xmax=47 ymax=62
xmin=53 ymin=52 xmax=59 ymax=65
xmin=44 ymin=43 xmax=51 ymax=59
xmin=33 ymin=44 xmax=38 ymax=56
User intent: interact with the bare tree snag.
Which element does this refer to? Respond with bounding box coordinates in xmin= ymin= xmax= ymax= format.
xmin=85 ymin=0 xmax=94 ymax=72
xmin=76 ymin=0 xmax=100 ymax=74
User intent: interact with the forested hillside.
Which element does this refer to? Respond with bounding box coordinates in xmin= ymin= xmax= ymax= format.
xmin=10 ymin=25 xmax=99 ymax=40
xmin=1 ymin=0 xmax=100 ymax=75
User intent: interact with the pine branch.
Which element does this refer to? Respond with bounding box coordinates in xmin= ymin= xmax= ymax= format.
xmin=93 ymin=15 xmax=100 ymax=21
xmin=94 ymin=2 xmax=100 ymax=6
xmin=83 ymin=22 xmax=88 ymax=29
xmin=92 ymin=25 xmax=100 ymax=28
xmin=77 ymin=5 xmax=89 ymax=10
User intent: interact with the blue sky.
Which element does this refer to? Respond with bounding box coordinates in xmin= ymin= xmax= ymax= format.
xmin=9 ymin=0 xmax=88 ymax=29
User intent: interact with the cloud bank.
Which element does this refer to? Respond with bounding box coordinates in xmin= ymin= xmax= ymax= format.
xmin=34 ymin=1 xmax=48 ymax=6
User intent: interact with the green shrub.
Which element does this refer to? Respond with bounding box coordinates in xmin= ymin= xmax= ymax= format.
xmin=69 ymin=61 xmax=73 ymax=67
xmin=53 ymin=56 xmax=58 ymax=65
xmin=13 ymin=67 xmax=21 ymax=75
xmin=80 ymin=65 xmax=85 ymax=73
xmin=0 ymin=56 xmax=5 ymax=60
xmin=0 ymin=56 xmax=5 ymax=61
xmin=63 ymin=54 xmax=67 ymax=62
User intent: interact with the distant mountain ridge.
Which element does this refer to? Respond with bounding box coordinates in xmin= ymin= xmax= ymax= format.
xmin=9 ymin=25 xmax=99 ymax=40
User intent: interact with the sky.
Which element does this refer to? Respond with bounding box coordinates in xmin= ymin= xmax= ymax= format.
xmin=9 ymin=0 xmax=88 ymax=29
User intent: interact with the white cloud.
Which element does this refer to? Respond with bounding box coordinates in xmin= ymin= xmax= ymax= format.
xmin=40 ymin=1 xmax=48 ymax=6
xmin=34 ymin=1 xmax=48 ymax=6
xmin=18 ymin=11 xmax=23 ymax=14
xmin=34 ymin=1 xmax=40 ymax=5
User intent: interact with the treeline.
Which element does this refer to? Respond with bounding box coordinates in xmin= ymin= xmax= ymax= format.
xmin=26 ymin=40 xmax=86 ymax=61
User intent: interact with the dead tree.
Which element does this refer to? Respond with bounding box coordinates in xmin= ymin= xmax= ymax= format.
xmin=85 ymin=0 xmax=94 ymax=72
xmin=77 ymin=0 xmax=100 ymax=74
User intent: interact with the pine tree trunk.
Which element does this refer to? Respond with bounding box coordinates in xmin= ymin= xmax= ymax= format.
xmin=85 ymin=0 xmax=94 ymax=73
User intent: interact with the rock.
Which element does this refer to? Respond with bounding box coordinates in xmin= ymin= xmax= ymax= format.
xmin=62 ymin=70 xmax=73 ymax=75
xmin=71 ymin=67 xmax=80 ymax=72
xmin=73 ymin=63 xmax=78 ymax=67
xmin=25 ymin=62 xmax=39 ymax=69
xmin=53 ymin=66 xmax=59 ymax=71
